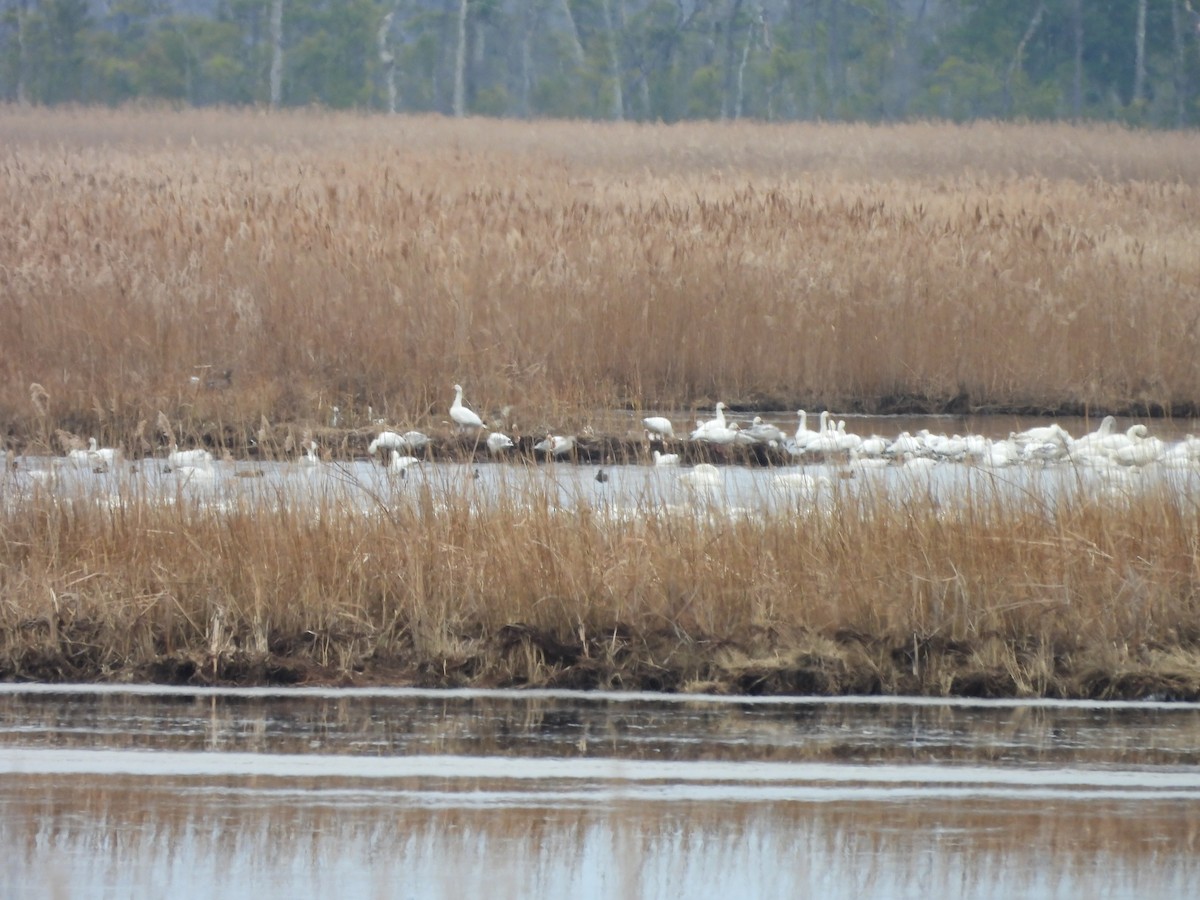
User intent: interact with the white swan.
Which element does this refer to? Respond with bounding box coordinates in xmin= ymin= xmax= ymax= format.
xmin=388 ymin=450 xmax=421 ymax=473
xmin=679 ymin=463 xmax=721 ymax=487
xmin=886 ymin=430 xmax=925 ymax=458
xmin=84 ymin=438 xmax=119 ymax=469
xmin=771 ymin=471 xmax=832 ymax=494
xmin=643 ymin=416 xmax=675 ymax=441
xmin=691 ymin=402 xmax=727 ymax=436
xmin=368 ymin=431 xmax=406 ymax=456
xmin=1012 ymin=423 xmax=1072 ymax=447
xmin=486 ymin=432 xmax=515 ymax=454
xmin=168 ymin=443 xmax=213 ymax=468
xmin=400 ymin=430 xmax=431 ymax=451
xmin=803 ymin=416 xmax=858 ymax=455
xmin=533 ymin=434 xmax=576 ymax=458
xmin=744 ymin=416 xmax=787 ymax=446
xmin=793 ymin=410 xmax=816 ymax=447
xmin=67 ymin=443 xmax=92 ymax=468
xmin=450 ymin=384 xmax=485 ymax=429
xmin=690 ymin=421 xmax=740 ymax=445
xmin=174 ymin=455 xmax=215 ymax=484
xmin=1112 ymin=433 xmax=1164 ymax=467
xmin=653 ymin=450 xmax=680 ymax=467
xmin=299 ymin=440 xmax=320 ymax=467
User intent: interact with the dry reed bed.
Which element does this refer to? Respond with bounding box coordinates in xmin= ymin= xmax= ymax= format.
xmin=2 ymin=474 xmax=1198 ymax=697
xmin=1 ymin=109 xmax=1199 ymax=457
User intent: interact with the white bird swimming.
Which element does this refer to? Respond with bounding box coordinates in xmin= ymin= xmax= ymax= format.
xmin=643 ymin=416 xmax=675 ymax=441
xmin=84 ymin=438 xmax=119 ymax=469
xmin=450 ymin=384 xmax=485 ymax=429
xmin=173 ymin=455 xmax=215 ymax=484
xmin=67 ymin=442 xmax=93 ymax=468
xmin=1012 ymin=423 xmax=1072 ymax=447
xmin=486 ymin=432 xmax=515 ymax=454
xmin=388 ymin=450 xmax=421 ymax=473
xmin=299 ymin=440 xmax=320 ymax=466
xmin=678 ymin=463 xmax=722 ymax=487
xmin=653 ymin=450 xmax=680 ymax=467
xmin=771 ymin=471 xmax=832 ymax=494
xmin=168 ymin=443 xmax=213 ymax=468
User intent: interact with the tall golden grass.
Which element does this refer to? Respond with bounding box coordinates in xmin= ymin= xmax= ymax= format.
xmin=1 ymin=108 xmax=1199 ymax=454
xmin=2 ymin=108 xmax=1199 ymax=693
xmin=3 ymin=470 xmax=1198 ymax=696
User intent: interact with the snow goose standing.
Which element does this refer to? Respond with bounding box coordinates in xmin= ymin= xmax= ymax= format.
xmin=643 ymin=416 xmax=675 ymax=441
xmin=450 ymin=384 xmax=486 ymax=430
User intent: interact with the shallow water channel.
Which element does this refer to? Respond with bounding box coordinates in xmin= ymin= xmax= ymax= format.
xmin=1 ymin=687 xmax=1198 ymax=899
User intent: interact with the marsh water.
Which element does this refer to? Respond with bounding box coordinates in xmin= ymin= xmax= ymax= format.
xmin=6 ymin=413 xmax=1200 ymax=521
xmin=1 ymin=686 xmax=1198 ymax=899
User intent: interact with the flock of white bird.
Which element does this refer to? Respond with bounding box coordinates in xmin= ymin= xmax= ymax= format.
xmin=35 ymin=384 xmax=1200 ymax=495
xmin=645 ymin=406 xmax=1200 ymax=472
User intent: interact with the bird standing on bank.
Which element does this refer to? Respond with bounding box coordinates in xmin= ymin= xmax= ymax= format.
xmin=450 ymin=384 xmax=486 ymax=430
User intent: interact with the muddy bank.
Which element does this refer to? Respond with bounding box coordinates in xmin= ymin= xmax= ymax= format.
xmin=5 ymin=623 xmax=1199 ymax=701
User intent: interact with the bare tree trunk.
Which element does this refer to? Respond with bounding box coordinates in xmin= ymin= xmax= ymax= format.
xmin=558 ymin=0 xmax=586 ymax=68
xmin=378 ymin=8 xmax=398 ymax=113
xmin=721 ymin=0 xmax=745 ymax=119
xmin=1071 ymin=0 xmax=1084 ymax=119
xmin=452 ymin=0 xmax=468 ymax=117
xmin=1005 ymin=0 xmax=1044 ymax=113
xmin=14 ymin=0 xmax=29 ymax=105
xmin=600 ymin=0 xmax=624 ymax=120
xmin=1172 ymin=1 xmax=1185 ymax=125
xmin=269 ymin=0 xmax=284 ymax=109
xmin=1133 ymin=0 xmax=1147 ymax=106
xmin=734 ymin=7 xmax=760 ymax=119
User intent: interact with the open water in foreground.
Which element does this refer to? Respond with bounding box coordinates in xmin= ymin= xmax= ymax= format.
xmin=1 ymin=686 xmax=1198 ymax=899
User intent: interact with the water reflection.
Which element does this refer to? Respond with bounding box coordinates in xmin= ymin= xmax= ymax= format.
xmin=1 ymin=688 xmax=1198 ymax=898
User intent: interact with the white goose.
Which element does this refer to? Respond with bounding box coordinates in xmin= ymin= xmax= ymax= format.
xmin=450 ymin=384 xmax=485 ymax=430
xmin=653 ymin=449 xmax=680 ymax=467
xmin=299 ymin=440 xmax=321 ymax=467
xmin=643 ymin=416 xmax=675 ymax=441
xmin=486 ymin=432 xmax=515 ymax=454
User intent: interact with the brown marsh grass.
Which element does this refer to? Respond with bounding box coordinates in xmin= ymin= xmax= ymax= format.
xmin=1 ymin=108 xmax=1199 ymax=457
xmin=2 ymin=469 xmax=1199 ymax=697
xmin=3 ymin=108 xmax=1200 ymax=693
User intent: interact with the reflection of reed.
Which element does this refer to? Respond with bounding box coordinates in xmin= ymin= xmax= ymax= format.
xmin=3 ymin=694 xmax=1199 ymax=770
xmin=2 ymin=776 xmax=1196 ymax=899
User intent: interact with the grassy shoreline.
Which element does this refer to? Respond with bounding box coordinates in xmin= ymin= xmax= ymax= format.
xmin=3 ymin=470 xmax=1199 ymax=699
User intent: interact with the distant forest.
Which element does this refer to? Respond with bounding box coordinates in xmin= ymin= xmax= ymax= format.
xmin=3 ymin=1 xmax=1200 ymax=127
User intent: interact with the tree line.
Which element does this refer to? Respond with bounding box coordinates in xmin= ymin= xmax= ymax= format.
xmin=3 ymin=0 xmax=1200 ymax=127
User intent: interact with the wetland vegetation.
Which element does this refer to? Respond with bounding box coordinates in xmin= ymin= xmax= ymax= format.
xmin=2 ymin=108 xmax=1199 ymax=695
